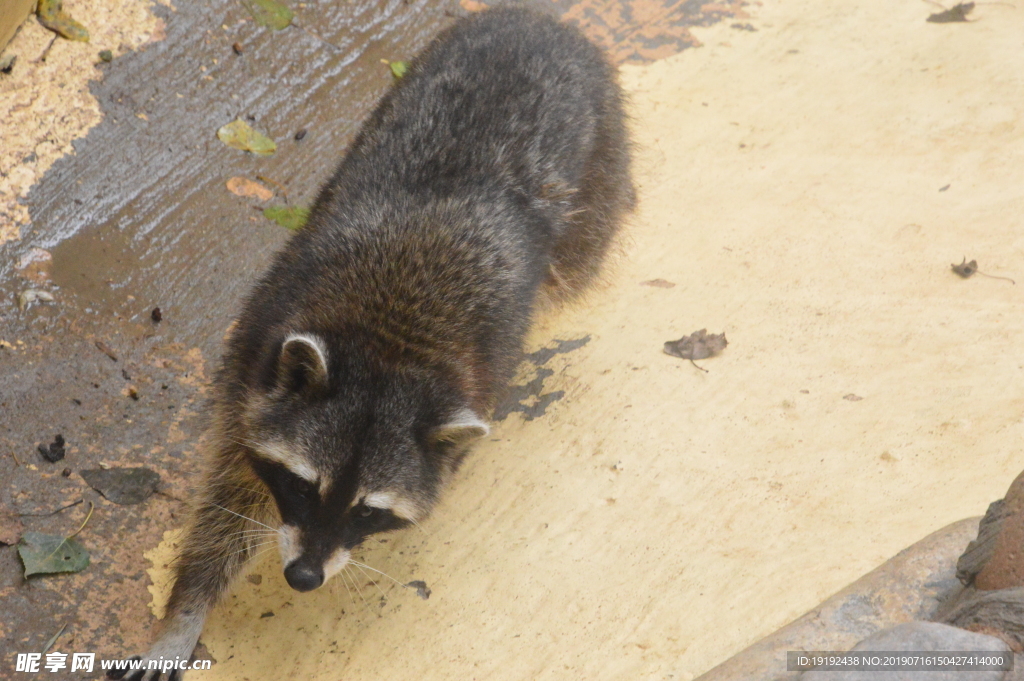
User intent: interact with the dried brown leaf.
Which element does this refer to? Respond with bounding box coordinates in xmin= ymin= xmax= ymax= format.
xmin=927 ymin=2 xmax=974 ymax=23
xmin=952 ymin=258 xmax=978 ymax=278
xmin=951 ymin=258 xmax=1015 ymax=285
xmin=226 ymin=177 xmax=273 ymax=201
xmin=663 ymin=329 xmax=728 ymax=367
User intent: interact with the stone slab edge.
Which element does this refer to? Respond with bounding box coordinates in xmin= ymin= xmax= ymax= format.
xmin=695 ymin=517 xmax=982 ymax=681
xmin=0 ymin=0 xmax=34 ymax=53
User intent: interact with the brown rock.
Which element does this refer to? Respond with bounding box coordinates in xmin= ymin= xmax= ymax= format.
xmin=939 ymin=585 xmax=1024 ymax=652
xmin=957 ymin=500 xmax=1009 ymax=586
xmin=976 ymin=470 xmax=1024 ymax=590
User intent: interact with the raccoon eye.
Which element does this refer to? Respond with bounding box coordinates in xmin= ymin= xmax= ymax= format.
xmin=357 ymin=505 xmax=374 ymax=518
xmin=289 ymin=477 xmax=317 ymax=500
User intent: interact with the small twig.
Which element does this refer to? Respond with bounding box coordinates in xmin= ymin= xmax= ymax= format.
xmin=291 ymin=21 xmax=340 ymax=51
xmin=33 ymin=34 xmax=59 ymax=64
xmin=689 ymin=359 xmax=709 ymax=373
xmin=94 ymin=340 xmax=118 ymax=362
xmin=16 ymin=499 xmax=84 ymax=518
xmin=66 ymin=501 xmax=95 ymax=539
xmin=256 ymin=174 xmax=289 ymax=200
xmin=41 ymin=623 xmax=67 ymax=655
xmin=40 ymin=502 xmax=94 ymax=563
xmin=11 ymin=450 xmax=21 ymax=467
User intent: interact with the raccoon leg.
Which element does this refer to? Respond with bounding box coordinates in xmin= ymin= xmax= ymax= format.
xmin=108 ymin=470 xmax=270 ymax=681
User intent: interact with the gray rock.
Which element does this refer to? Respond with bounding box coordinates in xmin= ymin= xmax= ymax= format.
xmin=800 ymin=622 xmax=1010 ymax=681
xmin=695 ymin=518 xmax=980 ymax=681
xmin=1001 ymin=653 xmax=1024 ymax=681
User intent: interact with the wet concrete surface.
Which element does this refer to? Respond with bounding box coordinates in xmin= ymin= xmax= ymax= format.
xmin=0 ymin=0 xmax=751 ymax=677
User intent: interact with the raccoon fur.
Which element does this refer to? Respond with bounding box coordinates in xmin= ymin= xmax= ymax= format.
xmin=108 ymin=7 xmax=633 ymax=679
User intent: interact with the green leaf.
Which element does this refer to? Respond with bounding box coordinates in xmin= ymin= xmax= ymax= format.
xmin=263 ymin=205 xmax=310 ymax=230
xmin=389 ymin=60 xmax=410 ymax=79
xmin=18 ymin=531 xmax=90 ymax=577
xmin=241 ymin=0 xmax=294 ymax=30
xmin=217 ymin=119 xmax=276 ymax=156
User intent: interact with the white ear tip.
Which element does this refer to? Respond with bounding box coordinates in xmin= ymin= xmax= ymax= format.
xmin=435 ymin=408 xmax=490 ymax=442
xmin=452 ymin=408 xmax=489 ymax=432
xmin=283 ymin=333 xmax=328 ymax=370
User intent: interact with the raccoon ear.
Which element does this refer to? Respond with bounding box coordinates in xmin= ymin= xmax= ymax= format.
xmin=278 ymin=333 xmax=329 ymax=393
xmin=431 ymin=408 xmax=490 ymax=444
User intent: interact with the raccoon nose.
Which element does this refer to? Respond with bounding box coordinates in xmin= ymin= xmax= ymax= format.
xmin=284 ymin=561 xmax=324 ymax=592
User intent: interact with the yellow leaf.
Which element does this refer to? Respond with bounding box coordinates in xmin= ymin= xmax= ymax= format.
xmin=217 ymin=119 xmax=276 ymax=156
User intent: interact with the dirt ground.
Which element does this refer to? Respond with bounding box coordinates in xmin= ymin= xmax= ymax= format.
xmin=2 ymin=0 xmax=1024 ymax=679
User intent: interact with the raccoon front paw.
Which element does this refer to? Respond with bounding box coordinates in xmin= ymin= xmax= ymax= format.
xmin=107 ymin=612 xmax=205 ymax=680
xmin=104 ymin=653 xmax=194 ymax=680
xmin=104 ymin=647 xmax=199 ymax=679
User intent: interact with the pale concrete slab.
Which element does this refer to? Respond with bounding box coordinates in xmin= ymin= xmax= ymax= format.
xmin=141 ymin=1 xmax=1024 ymax=679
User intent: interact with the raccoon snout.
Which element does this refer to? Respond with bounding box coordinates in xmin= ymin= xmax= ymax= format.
xmin=284 ymin=560 xmax=325 ymax=592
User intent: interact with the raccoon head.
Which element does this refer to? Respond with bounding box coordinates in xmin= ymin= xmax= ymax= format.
xmin=243 ymin=332 xmax=488 ymax=592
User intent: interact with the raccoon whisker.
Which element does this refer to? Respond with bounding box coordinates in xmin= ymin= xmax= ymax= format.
xmin=187 ymin=540 xmax=273 ymax=566
xmin=342 ymin=566 xmax=376 ymax=616
xmin=230 ymin=525 xmax=277 ymax=533
xmin=237 ymin=540 xmax=278 ymax=557
xmin=236 ymin=501 xmax=273 ymax=514
xmin=208 ymin=503 xmax=276 ymax=530
xmin=337 ymin=568 xmax=358 ymax=608
xmin=224 ymin=536 xmax=276 ymax=547
xmin=213 ymin=481 xmax=271 ymax=499
xmin=338 ymin=569 xmax=362 ymax=612
xmin=241 ymin=546 xmax=277 ymax=564
xmin=237 ymin=538 xmax=278 ymax=550
xmin=229 ymin=541 xmax=278 ymax=558
xmin=232 ymin=498 xmax=272 ymax=511
xmin=227 ymin=436 xmax=264 ymax=451
xmin=347 ymin=560 xmax=407 ymax=589
xmin=349 ymin=561 xmax=390 ymax=602
xmin=225 ymin=529 xmax=278 ymax=540
xmin=398 ymin=515 xmax=428 ymax=536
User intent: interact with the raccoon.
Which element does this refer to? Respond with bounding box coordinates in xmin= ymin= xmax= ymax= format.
xmin=108 ymin=7 xmax=633 ymax=679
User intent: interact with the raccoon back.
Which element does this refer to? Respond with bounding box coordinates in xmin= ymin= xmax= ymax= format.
xmin=223 ymin=8 xmax=631 ymax=413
